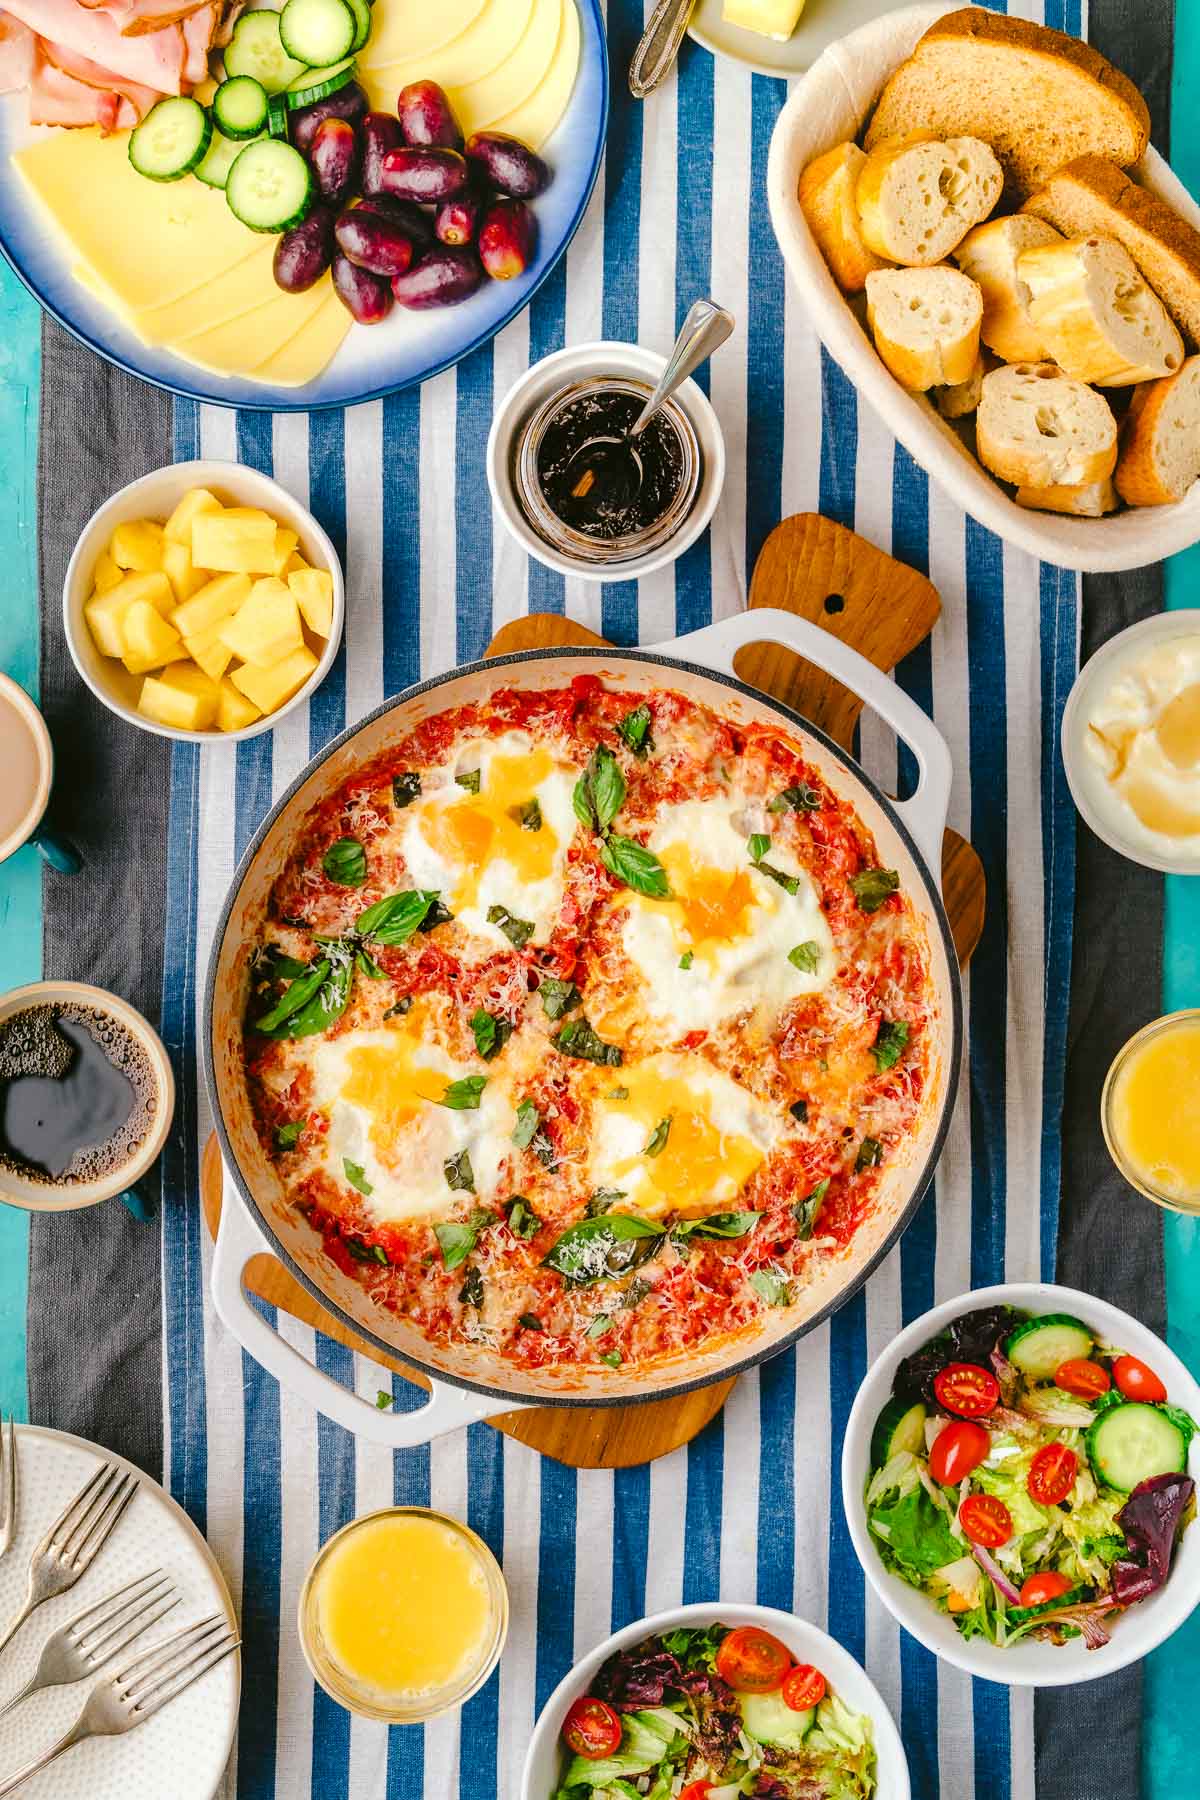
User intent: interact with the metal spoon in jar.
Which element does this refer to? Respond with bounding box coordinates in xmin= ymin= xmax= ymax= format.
xmin=561 ymin=299 xmax=735 ymax=509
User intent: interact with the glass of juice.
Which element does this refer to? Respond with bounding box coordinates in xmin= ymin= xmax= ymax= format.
xmin=298 ymin=1506 xmax=508 ymax=1723
xmin=1102 ymin=1010 xmax=1200 ymax=1212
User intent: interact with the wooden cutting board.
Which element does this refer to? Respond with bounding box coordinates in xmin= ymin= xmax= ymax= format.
xmin=201 ymin=513 xmax=985 ymax=1468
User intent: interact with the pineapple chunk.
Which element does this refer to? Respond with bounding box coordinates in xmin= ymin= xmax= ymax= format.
xmin=85 ymin=571 xmax=174 ymax=658
xmin=170 ymin=573 xmax=251 ymax=639
xmin=191 ymin=510 xmax=278 ymax=575
xmin=183 ymin=623 xmax=234 ymax=683
xmin=288 ymin=568 xmax=334 ymax=638
xmin=121 ymin=600 xmax=188 ymax=675
xmin=164 ymin=487 xmax=221 ymax=545
xmin=92 ymin=550 xmax=124 ymax=594
xmin=270 ymin=527 xmax=300 ymax=576
xmin=137 ymin=665 xmax=219 ymax=732
xmin=110 ymin=518 xmax=165 ymax=572
xmin=216 ymin=679 xmax=262 ymax=734
xmin=218 ymin=577 xmax=303 ymax=668
xmin=284 ymin=552 xmax=311 ymax=576
xmin=162 ymin=539 xmax=206 ymax=605
xmin=231 ymin=645 xmax=318 ymax=715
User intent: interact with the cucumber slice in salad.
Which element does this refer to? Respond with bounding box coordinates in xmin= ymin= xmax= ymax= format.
xmin=1086 ymin=1401 xmax=1190 ymax=1492
xmin=740 ymin=1689 xmax=813 ymax=1750
xmin=224 ymin=10 xmax=308 ymax=94
xmin=225 ymin=140 xmax=313 ymax=232
xmin=1006 ymin=1584 xmax=1091 ymax=1626
xmin=195 ymin=126 xmax=263 ymax=190
xmin=1004 ymin=1314 xmax=1094 ymax=1380
xmin=870 ymin=1397 xmax=927 ymax=1468
xmin=284 ymin=56 xmax=358 ymax=109
xmin=279 ymin=0 xmax=357 ymax=66
xmin=128 ymin=97 xmax=212 ymax=181
xmin=212 ymin=75 xmax=269 ymax=140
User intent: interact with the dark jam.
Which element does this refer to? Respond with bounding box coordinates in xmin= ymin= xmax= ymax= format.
xmin=536 ymin=389 xmax=686 ymax=541
xmin=0 ymin=1005 xmax=155 ymax=1185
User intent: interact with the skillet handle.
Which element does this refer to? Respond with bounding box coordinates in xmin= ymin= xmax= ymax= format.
xmin=212 ymin=1172 xmax=511 ymax=1447
xmin=655 ymin=608 xmax=953 ymax=881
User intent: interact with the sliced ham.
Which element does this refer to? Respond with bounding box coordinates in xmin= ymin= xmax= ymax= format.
xmin=1 ymin=0 xmax=186 ymax=93
xmin=30 ymin=52 xmax=124 ymax=131
xmin=181 ymin=3 xmax=216 ymax=84
xmin=0 ymin=12 xmax=35 ymax=94
xmin=41 ymin=37 xmax=159 ymax=120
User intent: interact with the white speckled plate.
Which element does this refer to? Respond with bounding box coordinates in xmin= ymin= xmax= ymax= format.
xmin=0 ymin=1428 xmax=239 ymax=1800
xmin=688 ymin=0 xmax=915 ymax=78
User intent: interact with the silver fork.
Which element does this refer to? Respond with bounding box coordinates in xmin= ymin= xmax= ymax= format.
xmin=0 ymin=1613 xmax=239 ymax=1798
xmin=0 ymin=1461 xmax=139 ymax=1660
xmin=0 ymin=1570 xmax=179 ymax=1719
xmin=0 ymin=1419 xmax=16 ymax=1563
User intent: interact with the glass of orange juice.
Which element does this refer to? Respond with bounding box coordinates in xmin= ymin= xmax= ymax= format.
xmin=1102 ymin=1010 xmax=1200 ymax=1212
xmin=298 ymin=1507 xmax=508 ymax=1723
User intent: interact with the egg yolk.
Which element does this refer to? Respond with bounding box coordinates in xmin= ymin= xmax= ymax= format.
xmin=635 ymin=842 xmax=763 ymax=959
xmin=419 ymin=748 xmax=565 ymax=912
xmin=339 ymin=1031 xmax=451 ymax=1161
xmin=603 ymin=1064 xmax=765 ymax=1211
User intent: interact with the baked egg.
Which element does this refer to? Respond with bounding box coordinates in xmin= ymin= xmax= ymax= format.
xmin=1085 ymin=635 xmax=1200 ymax=854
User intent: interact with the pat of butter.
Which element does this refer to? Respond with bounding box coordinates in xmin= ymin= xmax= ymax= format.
xmin=722 ymin=0 xmax=806 ymax=41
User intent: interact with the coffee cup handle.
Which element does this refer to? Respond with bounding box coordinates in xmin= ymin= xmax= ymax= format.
xmin=29 ymin=825 xmax=82 ymax=875
xmin=115 ymin=1186 xmax=153 ymax=1222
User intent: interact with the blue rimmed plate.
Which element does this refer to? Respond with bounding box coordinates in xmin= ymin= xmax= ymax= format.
xmin=0 ymin=0 xmax=607 ymax=412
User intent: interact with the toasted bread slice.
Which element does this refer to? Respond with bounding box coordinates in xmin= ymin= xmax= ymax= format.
xmin=953 ymin=215 xmax=1063 ymax=361
xmin=1022 ymin=157 xmax=1200 ymax=348
xmin=1015 ymin=477 xmax=1119 ymax=516
xmin=797 ymin=142 xmax=890 ymax=295
xmin=1018 ymin=235 xmax=1185 ymax=387
xmin=1114 ymin=356 xmax=1200 ymax=505
xmin=976 ymin=361 xmax=1118 ymax=486
xmin=856 ymin=131 xmax=1002 ymax=267
xmin=864 ymin=8 xmax=1150 ymax=197
xmin=865 ymin=266 xmax=983 ymax=391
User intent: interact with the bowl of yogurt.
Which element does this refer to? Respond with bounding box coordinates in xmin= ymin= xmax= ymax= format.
xmin=1062 ymin=610 xmax=1200 ymax=873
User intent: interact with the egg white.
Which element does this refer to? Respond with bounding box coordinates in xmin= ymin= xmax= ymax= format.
xmin=1084 ymin=634 xmax=1200 ymax=859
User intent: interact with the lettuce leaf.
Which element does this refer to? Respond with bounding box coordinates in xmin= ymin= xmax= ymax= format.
xmin=868 ymin=1485 xmax=959 ymax=1580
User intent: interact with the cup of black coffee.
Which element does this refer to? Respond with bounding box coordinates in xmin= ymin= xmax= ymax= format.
xmin=0 ymin=983 xmax=174 ymax=1216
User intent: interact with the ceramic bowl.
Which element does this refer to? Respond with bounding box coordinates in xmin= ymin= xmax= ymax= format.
xmin=0 ymin=673 xmax=52 ymax=862
xmin=487 ymin=341 xmax=726 ymax=582
xmin=842 ymin=1281 xmax=1200 ymax=1686
xmin=63 ymin=460 xmax=344 ymax=743
xmin=521 ymin=1601 xmax=910 ymax=1800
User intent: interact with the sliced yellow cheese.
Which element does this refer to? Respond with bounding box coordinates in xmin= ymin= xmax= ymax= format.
xmin=364 ymin=0 xmax=497 ymax=70
xmin=252 ymin=293 xmax=352 ymax=388
xmin=125 ymin=244 xmax=286 ymax=350
xmin=489 ymin=0 xmax=580 ymax=149
xmin=450 ymin=0 xmax=561 ymax=130
xmin=169 ymin=282 xmax=335 ymax=377
xmin=363 ymin=0 xmax=535 ymax=96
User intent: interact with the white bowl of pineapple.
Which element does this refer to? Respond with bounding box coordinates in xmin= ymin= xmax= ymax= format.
xmin=64 ymin=461 xmax=344 ymax=741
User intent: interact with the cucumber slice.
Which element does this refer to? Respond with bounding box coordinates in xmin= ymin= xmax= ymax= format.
xmin=267 ymin=93 xmax=291 ymax=139
xmin=343 ymin=0 xmax=372 ymax=52
xmin=128 ymin=97 xmax=212 ymax=182
xmin=224 ymin=10 xmax=308 ymax=94
xmin=284 ymin=55 xmax=358 ymax=109
xmin=1005 ymin=1314 xmax=1094 ymax=1380
xmin=1006 ymin=1584 xmax=1091 ymax=1626
xmin=195 ymin=126 xmax=263 ymax=190
xmin=213 ymin=75 xmax=269 ymax=140
xmin=870 ymin=1397 xmax=927 ymax=1469
xmin=226 ymin=139 xmax=313 ymax=233
xmin=739 ymin=1689 xmax=812 ymax=1751
xmin=279 ymin=0 xmax=356 ymax=65
xmin=1087 ymin=1401 xmax=1189 ymax=1492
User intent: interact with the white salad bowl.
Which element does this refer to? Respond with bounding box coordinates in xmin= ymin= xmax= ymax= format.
xmin=63 ymin=460 xmax=345 ymax=744
xmin=766 ymin=3 xmax=1200 ymax=573
xmin=521 ymin=1601 xmax=910 ymax=1800
xmin=842 ymin=1282 xmax=1200 ymax=1687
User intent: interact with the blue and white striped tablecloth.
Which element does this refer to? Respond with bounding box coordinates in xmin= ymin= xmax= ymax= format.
xmin=156 ymin=2 xmax=1081 ymax=1793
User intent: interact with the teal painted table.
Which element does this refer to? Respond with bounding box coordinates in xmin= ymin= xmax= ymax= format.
xmin=1 ymin=17 xmax=1198 ymax=1793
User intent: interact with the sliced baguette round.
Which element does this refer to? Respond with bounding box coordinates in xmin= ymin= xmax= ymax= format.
xmin=797 ymin=141 xmax=890 ymax=295
xmin=976 ymin=361 xmax=1118 ymax=486
xmin=1015 ymin=477 xmax=1118 ymax=516
xmin=863 ymin=8 xmax=1150 ymax=197
xmin=1022 ymin=156 xmax=1200 ymax=348
xmin=934 ymin=348 xmax=990 ymax=419
xmin=1114 ymin=356 xmax=1200 ymax=505
xmin=1017 ymin=234 xmax=1185 ymax=387
xmin=952 ymin=215 xmax=1063 ymax=362
xmin=856 ymin=131 xmax=1002 ymax=267
xmin=865 ymin=266 xmax=983 ymax=391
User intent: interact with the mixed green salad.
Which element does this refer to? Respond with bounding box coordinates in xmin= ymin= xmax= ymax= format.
xmin=866 ymin=1304 xmax=1197 ymax=1649
xmin=552 ymin=1622 xmax=876 ymax=1800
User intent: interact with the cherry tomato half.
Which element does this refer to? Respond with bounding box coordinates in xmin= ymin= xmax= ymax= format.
xmin=934 ymin=1362 xmax=1001 ymax=1419
xmin=1112 ymin=1354 xmax=1167 ymax=1404
xmin=679 ymin=1785 xmax=713 ymax=1800
xmin=782 ymin=1664 xmax=827 ymax=1711
xmin=1027 ymin=1441 xmax=1078 ymax=1506
xmin=958 ymin=1493 xmax=1013 ymax=1548
xmin=1055 ymin=1358 xmax=1111 ymax=1400
xmin=1018 ymin=1571 xmax=1075 ymax=1609
xmin=561 ymin=1696 xmax=622 ymax=1760
xmin=929 ymin=1419 xmax=991 ymax=1486
xmin=714 ymin=1626 xmax=792 ymax=1692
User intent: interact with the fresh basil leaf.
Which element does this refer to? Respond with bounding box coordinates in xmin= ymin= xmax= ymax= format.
xmin=572 ymin=770 xmax=597 ymax=831
xmin=471 ymin=1009 xmax=512 ymax=1062
xmin=672 ymin=1211 xmax=760 ymax=1244
xmin=375 ymin=1389 xmax=393 ymax=1409
xmin=391 ymin=772 xmax=421 ymax=808
xmin=459 ymin=1266 xmax=484 ymax=1309
xmin=747 ymin=833 xmax=771 ymax=863
xmin=789 ymin=1099 xmax=808 ymax=1123
xmin=587 ymin=1188 xmax=626 ymax=1216
xmin=383 ymin=997 xmax=412 ymax=1019
xmin=440 ymin=1075 xmax=487 ymax=1111
xmin=255 ymin=945 xmax=308 ymax=982
xmin=443 ymin=1151 xmax=476 ymax=1194
xmin=758 ymin=861 xmax=800 ymax=896
xmin=538 ymin=977 xmax=581 ymax=1021
xmin=322 ymin=837 xmax=367 ymax=888
xmin=616 ymin=704 xmax=653 ymax=758
xmin=856 ymin=1136 xmax=883 ymax=1172
xmin=768 ymin=783 xmax=821 ymax=814
xmin=456 ymin=769 xmax=481 ymax=794
xmin=356 ymin=948 xmax=385 ymax=981
xmin=369 ymin=1242 xmax=390 ymax=1266
xmin=344 ymin=1236 xmax=374 ymax=1262
xmin=543 ymin=1213 xmax=665 ymax=1287
xmin=519 ymin=1313 xmax=543 ymax=1332
xmin=678 ymin=951 xmax=694 ymax=970
xmin=788 ymin=941 xmax=820 ymax=974
xmin=621 ymin=1277 xmax=652 ymax=1310
xmin=793 ymin=1177 xmax=830 ymax=1240
xmin=585 ymin=1313 xmax=613 ymax=1339
xmin=511 ymin=1099 xmax=540 ymax=1150
xmin=504 ymin=1195 xmax=541 ymax=1241
xmin=599 ymin=835 xmax=670 ymax=898
xmin=419 ymin=899 xmax=454 ymax=933
xmin=254 ymin=943 xmax=354 ymax=1040
xmin=253 ymin=958 xmax=329 ymax=1033
xmin=343 ymin=1158 xmax=373 ymax=1197
xmin=435 ymin=1221 xmax=475 ymax=1267
xmin=509 ymin=797 xmax=542 ymax=832
xmin=644 ymin=1116 xmax=672 ymax=1157
xmin=356 ymin=889 xmax=439 ymax=945
xmin=851 ymin=867 xmax=900 ymax=913
xmin=751 ymin=1267 xmax=792 ymax=1307
xmin=487 ymin=904 xmax=535 ymax=949
xmin=590 ymin=745 xmax=625 ymax=830
xmin=533 ymin=1130 xmax=557 ymax=1170
xmin=600 ymin=1349 xmax=622 ymax=1368
xmin=872 ymin=1019 xmax=910 ymax=1072
xmin=553 ymin=1017 xmax=623 ymax=1066
xmin=274 ymin=1120 xmax=304 ymax=1151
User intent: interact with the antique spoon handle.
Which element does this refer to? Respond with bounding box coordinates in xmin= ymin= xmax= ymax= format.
xmin=629 ymin=0 xmax=695 ymax=99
